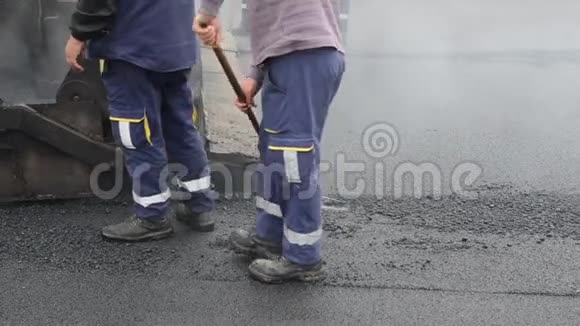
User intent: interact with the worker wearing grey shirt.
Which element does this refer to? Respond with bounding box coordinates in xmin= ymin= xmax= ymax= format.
xmin=195 ymin=0 xmax=345 ymax=284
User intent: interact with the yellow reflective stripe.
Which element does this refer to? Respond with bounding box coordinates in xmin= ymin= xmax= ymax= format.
xmin=111 ymin=115 xmax=153 ymax=147
xmin=268 ymin=145 xmax=314 ymax=152
xmin=109 ymin=117 xmax=144 ymax=123
xmin=144 ymin=115 xmax=152 ymax=145
xmin=264 ymin=128 xmax=281 ymax=134
xmin=99 ymin=60 xmax=105 ymax=75
xmin=192 ymin=108 xmax=198 ymax=123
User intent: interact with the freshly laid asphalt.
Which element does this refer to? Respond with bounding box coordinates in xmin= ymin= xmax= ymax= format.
xmin=0 ymin=187 xmax=579 ymax=325
xmin=1 ymin=1 xmax=580 ymax=324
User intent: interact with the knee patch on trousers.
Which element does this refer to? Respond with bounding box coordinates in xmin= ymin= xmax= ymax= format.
xmin=266 ymin=136 xmax=316 ymax=185
xmin=110 ymin=115 xmax=153 ymax=149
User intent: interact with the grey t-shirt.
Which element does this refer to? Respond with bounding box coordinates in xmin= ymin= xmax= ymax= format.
xmin=200 ymin=0 xmax=344 ymax=82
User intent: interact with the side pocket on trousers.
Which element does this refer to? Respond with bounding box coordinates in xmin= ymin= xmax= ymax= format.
xmin=267 ymin=136 xmax=315 ymax=184
xmin=110 ymin=115 xmax=152 ymax=149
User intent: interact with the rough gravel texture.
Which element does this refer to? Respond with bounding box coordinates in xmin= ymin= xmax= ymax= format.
xmin=0 ymin=186 xmax=578 ymax=282
xmin=352 ymin=185 xmax=580 ymax=240
xmin=1 ymin=186 xmax=579 ymax=324
xmin=0 ymin=199 xmax=178 ymax=275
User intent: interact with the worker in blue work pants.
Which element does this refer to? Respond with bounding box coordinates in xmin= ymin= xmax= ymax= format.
xmin=237 ymin=48 xmax=345 ymax=283
xmin=66 ymin=0 xmax=215 ymax=241
xmin=254 ymin=50 xmax=345 ymax=263
xmin=195 ymin=0 xmax=345 ymax=282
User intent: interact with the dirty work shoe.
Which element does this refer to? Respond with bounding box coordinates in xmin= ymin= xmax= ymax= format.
xmin=248 ymin=257 xmax=325 ymax=284
xmin=229 ymin=229 xmax=282 ymax=260
xmin=101 ymin=216 xmax=173 ymax=242
xmin=174 ymin=202 xmax=215 ymax=232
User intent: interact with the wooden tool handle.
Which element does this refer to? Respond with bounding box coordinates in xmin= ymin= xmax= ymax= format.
xmin=198 ymin=21 xmax=259 ymax=133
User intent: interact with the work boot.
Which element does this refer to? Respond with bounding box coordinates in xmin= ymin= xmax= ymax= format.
xmin=229 ymin=229 xmax=281 ymax=260
xmin=248 ymin=257 xmax=325 ymax=284
xmin=101 ymin=215 xmax=173 ymax=242
xmin=174 ymin=202 xmax=215 ymax=232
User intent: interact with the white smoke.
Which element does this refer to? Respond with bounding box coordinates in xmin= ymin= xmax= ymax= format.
xmin=0 ymin=1 xmax=74 ymax=104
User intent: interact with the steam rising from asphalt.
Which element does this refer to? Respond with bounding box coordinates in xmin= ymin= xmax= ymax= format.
xmin=0 ymin=1 xmax=73 ymax=104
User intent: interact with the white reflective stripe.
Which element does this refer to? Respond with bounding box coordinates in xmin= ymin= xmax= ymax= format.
xmin=283 ymin=151 xmax=301 ymax=183
xmin=284 ymin=226 xmax=323 ymax=246
xmin=119 ymin=121 xmax=135 ymax=149
xmin=133 ymin=188 xmax=171 ymax=208
xmin=180 ymin=176 xmax=211 ymax=192
xmin=241 ymin=3 xmax=247 ymax=9
xmin=339 ymin=13 xmax=348 ymax=20
xmin=256 ymin=196 xmax=283 ymax=218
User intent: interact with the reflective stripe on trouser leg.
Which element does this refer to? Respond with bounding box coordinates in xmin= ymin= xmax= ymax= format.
xmin=254 ymin=159 xmax=284 ymax=244
xmin=160 ymin=68 xmax=215 ymax=214
xmin=264 ymin=140 xmax=319 ymax=264
xmin=123 ymin=132 xmax=170 ymax=219
xmin=103 ymin=60 xmax=170 ymax=220
xmin=118 ymin=121 xmax=135 ymax=149
xmin=283 ymin=151 xmax=301 ymax=183
xmin=174 ymin=167 xmax=213 ymax=214
xmin=259 ymin=48 xmax=345 ymax=265
xmin=283 ymin=173 xmax=322 ymax=266
xmin=108 ymin=136 xmax=170 ymax=219
xmin=178 ymin=175 xmax=211 ymax=193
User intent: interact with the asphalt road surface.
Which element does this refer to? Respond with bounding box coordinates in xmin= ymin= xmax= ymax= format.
xmin=2 ymin=1 xmax=580 ymax=325
xmin=227 ymin=0 xmax=580 ymax=196
xmin=0 ymin=194 xmax=579 ymax=325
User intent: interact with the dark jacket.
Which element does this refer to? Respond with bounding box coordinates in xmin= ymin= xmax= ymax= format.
xmin=70 ymin=0 xmax=198 ymax=73
xmin=69 ymin=0 xmax=116 ymax=41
